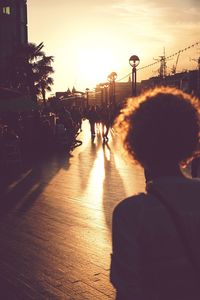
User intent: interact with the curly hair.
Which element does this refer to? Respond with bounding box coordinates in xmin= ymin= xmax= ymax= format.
xmin=115 ymin=86 xmax=200 ymax=168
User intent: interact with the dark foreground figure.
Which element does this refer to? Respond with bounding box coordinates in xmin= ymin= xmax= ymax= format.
xmin=110 ymin=86 xmax=200 ymax=300
xmin=191 ymin=156 xmax=200 ymax=178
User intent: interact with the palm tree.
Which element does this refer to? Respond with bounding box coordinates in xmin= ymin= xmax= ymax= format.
xmin=9 ymin=42 xmax=54 ymax=102
xmin=36 ymin=77 xmax=54 ymax=105
xmin=35 ymin=56 xmax=54 ymax=104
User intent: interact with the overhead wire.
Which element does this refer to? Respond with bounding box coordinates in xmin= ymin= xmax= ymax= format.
xmin=116 ymin=41 xmax=200 ymax=82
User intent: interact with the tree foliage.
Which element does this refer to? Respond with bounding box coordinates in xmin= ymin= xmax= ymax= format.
xmin=9 ymin=42 xmax=54 ymax=103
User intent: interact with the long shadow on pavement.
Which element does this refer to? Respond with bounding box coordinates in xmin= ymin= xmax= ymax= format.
xmin=102 ymin=140 xmax=127 ymax=231
xmin=0 ymin=152 xmax=71 ymax=217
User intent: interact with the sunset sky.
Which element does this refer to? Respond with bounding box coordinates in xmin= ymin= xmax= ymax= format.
xmin=27 ymin=0 xmax=200 ymax=94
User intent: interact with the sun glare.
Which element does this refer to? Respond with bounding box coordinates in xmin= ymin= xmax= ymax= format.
xmin=75 ymin=47 xmax=117 ymax=88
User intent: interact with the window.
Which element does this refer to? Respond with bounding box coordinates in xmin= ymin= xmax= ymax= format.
xmin=2 ymin=6 xmax=11 ymax=15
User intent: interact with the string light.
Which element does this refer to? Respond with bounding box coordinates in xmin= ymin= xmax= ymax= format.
xmin=117 ymin=41 xmax=200 ymax=82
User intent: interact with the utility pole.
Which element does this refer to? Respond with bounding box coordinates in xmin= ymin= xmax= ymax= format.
xmin=154 ymin=48 xmax=167 ymax=79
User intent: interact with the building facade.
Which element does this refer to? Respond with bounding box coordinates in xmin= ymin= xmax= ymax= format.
xmin=140 ymin=69 xmax=200 ymax=97
xmin=95 ymin=81 xmax=133 ymax=107
xmin=0 ymin=0 xmax=28 ymax=85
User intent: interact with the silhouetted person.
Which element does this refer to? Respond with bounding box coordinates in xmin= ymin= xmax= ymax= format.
xmin=110 ymin=86 xmax=200 ymax=300
xmin=101 ymin=105 xmax=111 ymax=141
xmin=87 ymin=106 xmax=97 ymax=137
xmin=70 ymin=106 xmax=82 ymax=132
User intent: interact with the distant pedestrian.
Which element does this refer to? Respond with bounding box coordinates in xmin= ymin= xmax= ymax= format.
xmin=100 ymin=104 xmax=111 ymax=141
xmin=110 ymin=86 xmax=200 ymax=300
xmin=87 ymin=106 xmax=97 ymax=138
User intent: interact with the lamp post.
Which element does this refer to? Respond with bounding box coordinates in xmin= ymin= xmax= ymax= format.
xmin=198 ymin=57 xmax=200 ymax=97
xmin=104 ymin=84 xmax=109 ymax=106
xmin=107 ymin=75 xmax=112 ymax=105
xmin=107 ymin=72 xmax=117 ymax=106
xmin=100 ymin=85 xmax=104 ymax=106
xmin=129 ymin=55 xmax=140 ymax=96
xmin=85 ymin=88 xmax=89 ymax=108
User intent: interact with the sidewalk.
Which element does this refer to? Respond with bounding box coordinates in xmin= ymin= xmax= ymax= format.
xmin=0 ymin=120 xmax=145 ymax=299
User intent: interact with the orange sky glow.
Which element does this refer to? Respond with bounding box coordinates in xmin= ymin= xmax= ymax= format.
xmin=27 ymin=0 xmax=200 ymax=94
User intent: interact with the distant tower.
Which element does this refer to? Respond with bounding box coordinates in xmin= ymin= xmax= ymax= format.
xmin=154 ymin=48 xmax=167 ymax=79
xmin=0 ymin=0 xmax=28 ymax=85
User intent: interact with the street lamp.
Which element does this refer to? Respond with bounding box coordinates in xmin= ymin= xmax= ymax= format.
xmin=104 ymin=84 xmax=109 ymax=106
xmin=100 ymin=84 xmax=104 ymax=106
xmin=107 ymin=71 xmax=117 ymax=106
xmin=198 ymin=57 xmax=200 ymax=96
xmin=129 ymin=55 xmax=140 ymax=96
xmin=85 ymin=88 xmax=89 ymax=108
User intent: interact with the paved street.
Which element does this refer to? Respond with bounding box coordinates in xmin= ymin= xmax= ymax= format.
xmin=0 ymin=120 xmax=145 ymax=299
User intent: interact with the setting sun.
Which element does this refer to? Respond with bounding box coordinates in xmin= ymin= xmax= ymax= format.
xmin=75 ymin=47 xmax=118 ymax=88
xmin=27 ymin=0 xmax=200 ymax=92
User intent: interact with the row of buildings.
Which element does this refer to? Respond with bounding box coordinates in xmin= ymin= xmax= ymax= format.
xmin=55 ymin=66 xmax=200 ymax=109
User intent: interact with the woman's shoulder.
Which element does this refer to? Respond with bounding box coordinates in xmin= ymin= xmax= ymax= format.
xmin=113 ymin=193 xmax=152 ymax=219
